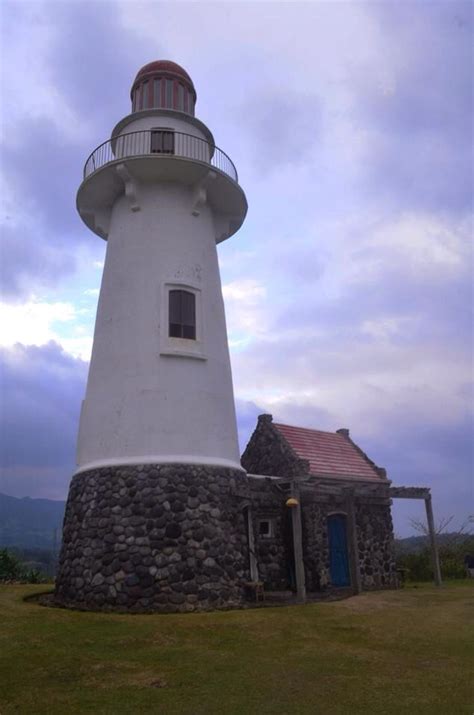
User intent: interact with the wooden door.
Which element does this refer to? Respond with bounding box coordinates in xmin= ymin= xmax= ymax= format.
xmin=328 ymin=514 xmax=350 ymax=587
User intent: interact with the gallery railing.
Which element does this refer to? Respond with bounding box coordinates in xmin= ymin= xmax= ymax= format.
xmin=83 ymin=130 xmax=238 ymax=183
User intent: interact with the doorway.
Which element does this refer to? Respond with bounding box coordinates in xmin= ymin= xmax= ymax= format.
xmin=328 ymin=513 xmax=350 ymax=587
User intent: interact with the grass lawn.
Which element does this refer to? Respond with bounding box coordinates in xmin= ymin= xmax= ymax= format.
xmin=0 ymin=581 xmax=472 ymax=714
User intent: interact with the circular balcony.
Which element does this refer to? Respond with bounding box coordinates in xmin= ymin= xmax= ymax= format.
xmin=77 ymin=130 xmax=247 ymax=242
xmin=84 ymin=130 xmax=239 ymax=182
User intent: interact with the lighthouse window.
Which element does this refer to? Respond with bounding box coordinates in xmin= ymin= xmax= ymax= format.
xmin=153 ymin=79 xmax=162 ymax=107
xmin=188 ymin=90 xmax=194 ymax=115
xmin=151 ymin=130 xmax=175 ymax=154
xmin=142 ymin=81 xmax=149 ymax=108
xmin=178 ymin=83 xmax=185 ymax=111
xmin=166 ymin=79 xmax=173 ymax=108
xmin=169 ymin=290 xmax=196 ymax=340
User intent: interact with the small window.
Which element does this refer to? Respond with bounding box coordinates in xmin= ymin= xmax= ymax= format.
xmin=153 ymin=79 xmax=162 ymax=107
xmin=178 ymin=84 xmax=185 ymax=111
xmin=134 ymin=86 xmax=141 ymax=111
xmin=151 ymin=130 xmax=174 ymax=154
xmin=169 ymin=290 xmax=196 ymax=340
xmin=188 ymin=90 xmax=194 ymax=115
xmin=142 ymin=81 xmax=149 ymax=108
xmin=258 ymin=519 xmax=274 ymax=539
xmin=166 ymin=79 xmax=173 ymax=107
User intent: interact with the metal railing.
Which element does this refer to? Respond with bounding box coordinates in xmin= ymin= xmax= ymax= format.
xmin=84 ymin=130 xmax=238 ymax=183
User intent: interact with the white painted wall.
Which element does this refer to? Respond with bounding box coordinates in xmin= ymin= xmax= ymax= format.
xmin=117 ymin=113 xmax=208 ymax=143
xmin=114 ymin=114 xmax=211 ymax=164
xmin=77 ymin=180 xmax=242 ymax=472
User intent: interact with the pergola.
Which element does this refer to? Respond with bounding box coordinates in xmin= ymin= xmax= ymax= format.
xmin=243 ymin=475 xmax=442 ymax=603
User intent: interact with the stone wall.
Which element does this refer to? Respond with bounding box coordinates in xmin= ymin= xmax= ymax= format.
xmin=301 ymin=499 xmax=339 ymax=591
xmin=55 ymin=464 xmax=250 ymax=613
xmin=302 ymin=499 xmax=397 ymax=591
xmin=247 ymin=477 xmax=397 ymax=593
xmin=241 ymin=414 xmax=310 ymax=478
xmin=248 ymin=477 xmax=289 ymax=590
xmin=356 ymin=503 xmax=397 ymax=589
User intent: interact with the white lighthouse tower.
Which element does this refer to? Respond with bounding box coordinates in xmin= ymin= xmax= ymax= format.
xmin=76 ymin=60 xmax=246 ymax=472
xmin=56 ymin=61 xmax=251 ymax=613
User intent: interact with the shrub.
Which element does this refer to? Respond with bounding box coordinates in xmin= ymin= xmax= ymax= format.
xmin=0 ymin=548 xmax=48 ymax=583
xmin=396 ymin=535 xmax=474 ymax=581
xmin=0 ymin=548 xmax=25 ymax=581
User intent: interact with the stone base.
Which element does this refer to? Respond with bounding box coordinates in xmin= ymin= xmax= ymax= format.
xmin=55 ymin=463 xmax=250 ymax=613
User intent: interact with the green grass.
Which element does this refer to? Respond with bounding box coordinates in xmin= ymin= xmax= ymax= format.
xmin=1 ymin=582 xmax=472 ymax=714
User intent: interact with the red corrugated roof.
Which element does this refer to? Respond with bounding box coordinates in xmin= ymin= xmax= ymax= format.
xmin=274 ymin=423 xmax=383 ymax=481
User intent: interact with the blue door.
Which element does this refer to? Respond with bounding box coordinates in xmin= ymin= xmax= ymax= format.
xmin=328 ymin=514 xmax=350 ymax=587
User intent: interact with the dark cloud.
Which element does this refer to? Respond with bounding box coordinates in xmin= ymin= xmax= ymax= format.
xmin=0 ymin=223 xmax=76 ymax=300
xmin=0 ymin=342 xmax=87 ymax=495
xmin=1 ymin=118 xmax=83 ymax=238
xmin=363 ymin=410 xmax=474 ymax=535
xmin=355 ymin=2 xmax=473 ymax=213
xmin=0 ymin=0 xmax=155 ymax=299
xmin=45 ymin=1 xmax=142 ymax=130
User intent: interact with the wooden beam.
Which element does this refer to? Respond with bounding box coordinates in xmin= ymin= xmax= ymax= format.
xmin=290 ymin=483 xmax=306 ymax=604
xmin=246 ymin=507 xmax=259 ymax=582
xmin=389 ymin=486 xmax=430 ymax=500
xmin=425 ymin=495 xmax=442 ymax=587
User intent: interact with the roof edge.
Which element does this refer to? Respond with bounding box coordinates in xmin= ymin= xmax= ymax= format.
xmin=336 ymin=428 xmax=387 ymax=480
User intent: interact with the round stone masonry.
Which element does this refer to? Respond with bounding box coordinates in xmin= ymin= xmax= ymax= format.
xmin=54 ymin=464 xmax=251 ymax=613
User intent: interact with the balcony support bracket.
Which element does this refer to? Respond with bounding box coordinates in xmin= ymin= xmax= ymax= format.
xmin=116 ymin=163 xmax=141 ymax=212
xmin=191 ymin=170 xmax=217 ymax=217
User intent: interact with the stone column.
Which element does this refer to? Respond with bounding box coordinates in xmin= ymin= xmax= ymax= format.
xmin=345 ymin=489 xmax=362 ymax=594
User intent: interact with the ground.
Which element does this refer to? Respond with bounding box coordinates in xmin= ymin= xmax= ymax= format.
xmin=0 ymin=582 xmax=472 ymax=714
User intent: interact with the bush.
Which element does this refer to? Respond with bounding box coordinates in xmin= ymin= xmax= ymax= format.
xmin=396 ymin=536 xmax=474 ymax=582
xmin=0 ymin=548 xmax=25 ymax=580
xmin=0 ymin=548 xmax=48 ymax=583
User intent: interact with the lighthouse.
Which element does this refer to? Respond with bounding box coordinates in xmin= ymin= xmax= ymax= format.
xmin=55 ymin=61 xmax=251 ymax=612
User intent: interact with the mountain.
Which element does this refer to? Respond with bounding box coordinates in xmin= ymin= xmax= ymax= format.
xmin=0 ymin=493 xmax=65 ymax=549
xmin=0 ymin=491 xmax=469 ymax=556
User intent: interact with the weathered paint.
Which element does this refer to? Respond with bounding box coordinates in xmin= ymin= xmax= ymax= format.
xmin=76 ymin=65 xmax=246 ymax=474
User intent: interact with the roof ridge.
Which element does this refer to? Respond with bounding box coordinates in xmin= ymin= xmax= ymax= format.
xmin=273 ymin=421 xmax=385 ymax=481
xmin=273 ymin=422 xmax=340 ymax=437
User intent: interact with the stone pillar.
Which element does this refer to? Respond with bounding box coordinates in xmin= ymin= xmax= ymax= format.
xmin=345 ymin=489 xmax=362 ymax=594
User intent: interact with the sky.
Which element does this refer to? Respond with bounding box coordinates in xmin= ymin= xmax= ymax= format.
xmin=0 ymin=0 xmax=472 ymax=537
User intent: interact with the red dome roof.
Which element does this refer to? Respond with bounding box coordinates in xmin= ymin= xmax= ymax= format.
xmin=134 ymin=60 xmax=194 ymax=87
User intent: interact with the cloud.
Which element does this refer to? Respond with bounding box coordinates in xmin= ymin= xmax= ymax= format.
xmin=0 ymin=0 xmax=471 ymax=538
xmin=350 ymin=1 xmax=473 ymax=213
xmin=234 ymin=399 xmax=266 ymax=455
xmin=0 ymin=297 xmax=93 ymax=361
xmin=0 ymin=0 xmax=145 ymax=300
xmin=0 ymin=342 xmax=87 ymax=499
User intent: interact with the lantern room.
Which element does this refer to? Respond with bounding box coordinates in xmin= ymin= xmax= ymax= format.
xmin=130 ymin=60 xmax=197 ymax=116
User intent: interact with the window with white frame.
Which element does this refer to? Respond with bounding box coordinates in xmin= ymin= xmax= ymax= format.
xmin=160 ymin=283 xmax=205 ymax=360
xmin=258 ymin=519 xmax=275 ymax=539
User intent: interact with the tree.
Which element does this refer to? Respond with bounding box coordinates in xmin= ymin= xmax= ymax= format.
xmin=397 ymin=516 xmax=474 ymax=581
xmin=0 ymin=549 xmax=24 ymax=581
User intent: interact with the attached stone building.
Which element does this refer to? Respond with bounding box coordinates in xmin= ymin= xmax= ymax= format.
xmin=242 ymin=414 xmax=398 ymax=596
